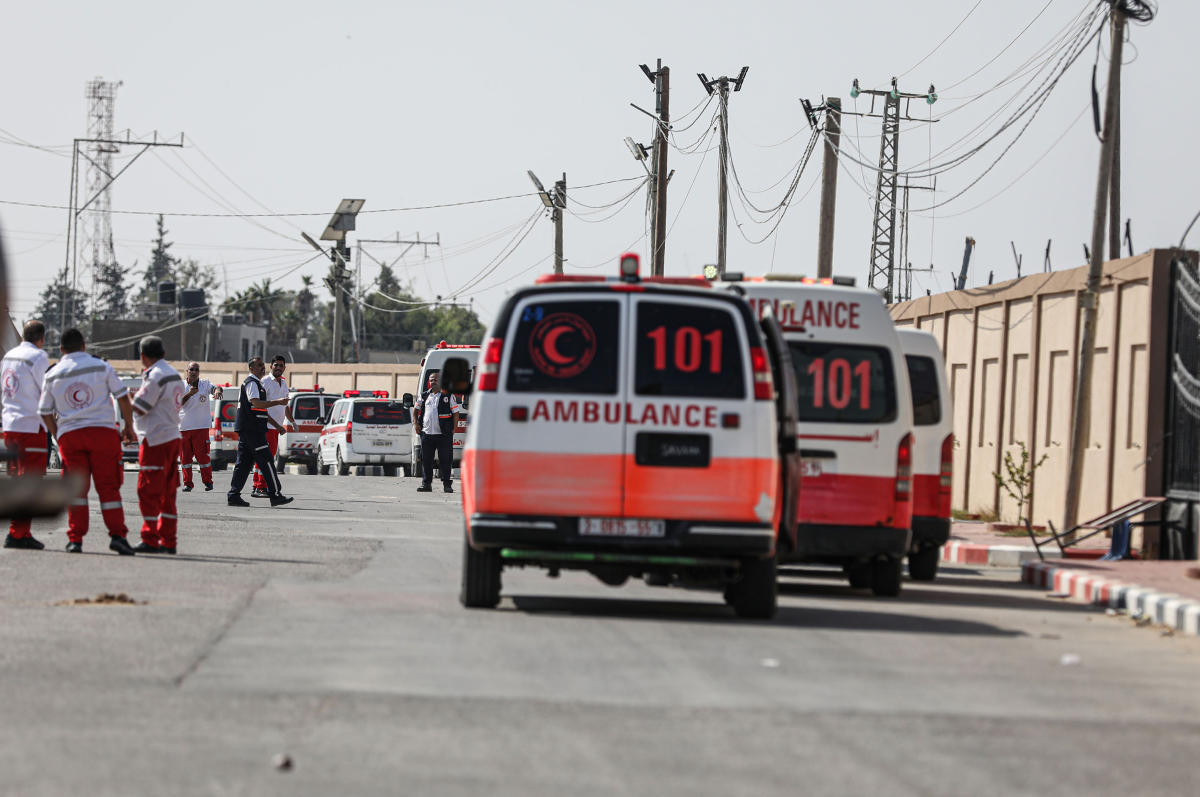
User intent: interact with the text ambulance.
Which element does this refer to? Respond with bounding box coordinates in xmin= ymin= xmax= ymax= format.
xmin=454 ymin=255 xmax=797 ymax=619
xmin=723 ymin=275 xmax=915 ymax=597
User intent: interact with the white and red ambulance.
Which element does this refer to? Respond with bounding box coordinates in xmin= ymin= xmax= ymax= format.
xmin=723 ymin=275 xmax=915 ymax=596
xmin=411 ymin=341 xmax=480 ymax=479
xmin=275 ymin=389 xmax=338 ymax=473
xmin=317 ymin=391 xmax=414 ymax=476
xmin=896 ymin=328 xmax=953 ymax=581
xmin=454 ymin=254 xmax=798 ymax=618
xmin=208 ymin=386 xmax=239 ymax=470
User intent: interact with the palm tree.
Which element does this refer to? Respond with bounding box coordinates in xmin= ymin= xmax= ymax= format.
xmin=247 ymin=278 xmax=284 ymax=339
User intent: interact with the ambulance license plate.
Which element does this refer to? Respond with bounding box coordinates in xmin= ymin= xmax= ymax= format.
xmin=372 ymin=439 xmax=391 ymax=447
xmin=580 ymin=518 xmax=665 ymax=538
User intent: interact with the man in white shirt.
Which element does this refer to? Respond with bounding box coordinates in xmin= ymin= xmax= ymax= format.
xmin=178 ymin=361 xmax=222 ymax=492
xmin=38 ymin=328 xmax=137 ymax=555
xmin=252 ymin=355 xmax=295 ymax=497
xmin=2 ymin=320 xmax=50 ymax=550
xmin=415 ymin=373 xmax=461 ymax=494
xmin=129 ymin=336 xmax=186 ymax=554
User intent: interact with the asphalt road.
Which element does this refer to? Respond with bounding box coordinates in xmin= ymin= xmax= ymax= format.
xmin=1 ymin=470 xmax=1197 ymax=797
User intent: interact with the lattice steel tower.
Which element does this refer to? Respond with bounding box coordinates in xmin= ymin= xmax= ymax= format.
xmin=80 ymin=77 xmax=122 ymax=309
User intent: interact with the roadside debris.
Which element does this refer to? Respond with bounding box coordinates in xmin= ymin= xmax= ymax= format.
xmin=54 ymin=593 xmax=143 ymax=606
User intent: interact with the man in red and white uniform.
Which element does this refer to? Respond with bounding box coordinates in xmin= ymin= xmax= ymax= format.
xmin=2 ymin=320 xmax=50 ymax=550
xmin=130 ymin=336 xmax=185 ymax=554
xmin=178 ymin=361 xmax=222 ymax=492
xmin=252 ymin=354 xmax=294 ymax=497
xmin=38 ymin=328 xmax=137 ymax=555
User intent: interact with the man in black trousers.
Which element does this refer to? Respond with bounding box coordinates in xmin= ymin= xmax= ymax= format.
xmin=227 ymin=356 xmax=293 ymax=508
xmin=415 ymin=373 xmax=460 ymax=494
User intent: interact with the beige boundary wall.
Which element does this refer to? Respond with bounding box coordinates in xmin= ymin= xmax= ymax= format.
xmin=889 ymin=249 xmax=1180 ymax=530
xmin=105 ymin=361 xmax=423 ymax=401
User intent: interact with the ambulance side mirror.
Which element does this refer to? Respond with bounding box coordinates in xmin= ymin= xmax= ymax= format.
xmin=402 ymin=392 xmax=414 ymax=408
xmin=441 ymin=357 xmax=474 ymax=396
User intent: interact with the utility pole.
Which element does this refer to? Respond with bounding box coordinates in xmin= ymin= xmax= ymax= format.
xmin=357 ymin=232 xmax=442 ymax=356
xmin=1109 ymin=101 xmax=1121 ymax=261
xmin=1063 ymin=8 xmax=1126 ymax=539
xmin=640 ymin=61 xmax=671 ymax=276
xmin=699 ymin=67 xmax=748 ymax=277
xmin=304 ymin=199 xmax=364 ymax=364
xmin=528 ymin=172 xmax=566 ymax=274
xmin=816 ymin=97 xmax=841 ymax=279
xmin=845 ymin=78 xmax=938 ymax=302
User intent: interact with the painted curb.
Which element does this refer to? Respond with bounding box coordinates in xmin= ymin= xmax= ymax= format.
xmin=941 ymin=540 xmax=1060 ymax=568
xmin=1021 ymin=560 xmax=1200 ymax=637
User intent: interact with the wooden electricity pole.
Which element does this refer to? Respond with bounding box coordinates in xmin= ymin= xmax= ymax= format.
xmin=816 ymin=97 xmax=842 ymax=279
xmin=699 ymin=67 xmax=747 ymax=277
xmin=1063 ymin=9 xmax=1126 ymax=537
xmin=652 ymin=66 xmax=670 ymax=276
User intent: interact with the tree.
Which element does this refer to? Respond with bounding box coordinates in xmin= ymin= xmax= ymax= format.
xmin=141 ymin=214 xmax=176 ymax=302
xmin=93 ymin=259 xmax=130 ymax=319
xmin=993 ymin=441 xmax=1048 ymax=527
xmin=173 ymin=257 xmax=220 ymax=295
xmin=33 ymin=266 xmax=88 ymax=342
xmin=296 ymin=275 xmax=316 ymax=338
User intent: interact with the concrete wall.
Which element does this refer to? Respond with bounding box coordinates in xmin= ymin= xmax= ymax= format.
xmin=890 ymin=250 xmax=1175 ymax=530
xmin=105 ymin=360 xmax=422 ymax=401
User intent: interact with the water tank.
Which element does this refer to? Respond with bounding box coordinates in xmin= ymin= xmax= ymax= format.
xmin=179 ymin=288 xmax=206 ymax=319
xmin=157 ymin=281 xmax=176 ymax=305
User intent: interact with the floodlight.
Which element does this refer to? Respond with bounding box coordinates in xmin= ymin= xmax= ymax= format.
xmin=733 ymin=66 xmax=749 ymax=91
xmin=624 ymin=137 xmax=648 ymax=161
xmin=639 ymin=64 xmax=655 ymax=84
xmin=527 ymin=170 xmax=553 ymax=208
xmin=703 ymin=264 xmax=719 ymax=281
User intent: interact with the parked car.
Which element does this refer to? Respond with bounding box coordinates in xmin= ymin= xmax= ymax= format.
xmin=317 ymin=391 xmax=414 ymax=476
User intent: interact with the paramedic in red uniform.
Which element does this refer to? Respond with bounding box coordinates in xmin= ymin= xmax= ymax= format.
xmin=252 ymin=355 xmax=294 ymax=497
xmin=37 ymin=328 xmax=137 ymax=555
xmin=129 ymin=336 xmax=186 ymax=554
xmin=2 ymin=320 xmax=50 ymax=550
xmin=178 ymin=361 xmax=222 ymax=492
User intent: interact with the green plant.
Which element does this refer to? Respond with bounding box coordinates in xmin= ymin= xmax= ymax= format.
xmin=993 ymin=441 xmax=1048 ymax=527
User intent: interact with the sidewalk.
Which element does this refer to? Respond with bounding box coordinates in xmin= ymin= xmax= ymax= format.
xmin=941 ymin=520 xmax=1200 ymax=636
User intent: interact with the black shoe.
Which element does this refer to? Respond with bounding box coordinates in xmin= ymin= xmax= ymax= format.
xmin=203 ymin=483 xmax=214 ymax=492
xmin=181 ymin=484 xmax=193 ymax=493
xmin=227 ymin=496 xmax=250 ymax=507
xmin=162 ymin=548 xmax=176 ymax=555
xmin=269 ymin=495 xmax=294 ymax=507
xmin=416 ymin=485 xmax=433 ymax=493
xmin=4 ymin=534 xmax=45 ymax=550
xmin=133 ymin=542 xmax=164 ymax=553
xmin=109 ymin=536 xmax=136 ymax=556
xmin=65 ymin=541 xmax=83 ymax=553
xmin=443 ymin=484 xmax=455 ymax=494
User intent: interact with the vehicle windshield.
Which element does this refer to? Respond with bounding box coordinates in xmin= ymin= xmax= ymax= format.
xmin=352 ymin=401 xmax=411 ymax=425
xmin=788 ymin=341 xmax=897 ymax=423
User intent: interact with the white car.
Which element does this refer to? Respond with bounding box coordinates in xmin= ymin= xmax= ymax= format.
xmin=317 ymin=392 xmax=414 ymax=476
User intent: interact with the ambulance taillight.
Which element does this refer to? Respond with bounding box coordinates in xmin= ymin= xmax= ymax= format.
xmin=749 ymin=346 xmax=773 ymax=400
xmin=345 ymin=421 xmax=353 ymax=444
xmin=478 ymin=338 xmax=504 ymax=392
xmin=895 ymin=433 xmax=913 ymax=502
xmin=939 ymin=434 xmax=954 ymax=491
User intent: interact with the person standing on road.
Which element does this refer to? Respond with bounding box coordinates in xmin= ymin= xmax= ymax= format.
xmin=227 ymin=356 xmax=292 ymax=508
xmin=37 ymin=328 xmax=137 ymax=555
xmin=129 ymin=336 xmax=186 ymax=554
xmin=415 ymin=373 xmax=460 ymax=494
xmin=178 ymin=361 xmax=222 ymax=493
xmin=252 ymin=355 xmax=294 ymax=497
xmin=2 ymin=320 xmax=50 ymax=550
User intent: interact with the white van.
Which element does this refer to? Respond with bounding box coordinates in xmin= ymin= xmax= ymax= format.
xmin=276 ymin=390 xmax=339 ymax=473
xmin=208 ymin=387 xmax=239 ymax=470
xmin=896 ymin=328 xmax=954 ymax=581
xmin=454 ymin=254 xmax=798 ymax=619
xmin=723 ymin=275 xmax=915 ymax=596
xmin=412 ymin=341 xmax=480 ymax=479
xmin=317 ymin=392 xmax=414 ymax=476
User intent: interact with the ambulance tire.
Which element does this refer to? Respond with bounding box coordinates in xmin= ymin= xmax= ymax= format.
xmin=845 ymin=562 xmax=872 ymax=590
xmin=907 ymin=546 xmax=940 ymax=581
xmin=276 ymin=454 xmax=287 ymax=472
xmin=870 ymin=557 xmax=903 ymax=597
xmin=401 ymin=464 xmax=412 ymax=478
xmin=212 ymin=459 xmax=228 ymax=472
xmin=460 ymin=531 xmax=501 ymax=609
xmin=316 ymin=450 xmax=328 ymax=475
xmin=383 ymin=465 xmax=398 ymax=477
xmin=725 ymin=555 xmax=777 ymax=620
xmin=413 ymin=447 xmax=422 ymax=480
xmin=305 ymin=461 xmax=317 ymax=475
xmin=336 ymin=449 xmax=350 ymax=476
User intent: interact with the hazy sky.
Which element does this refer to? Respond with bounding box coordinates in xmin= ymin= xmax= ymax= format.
xmin=2 ymin=1 xmax=1194 ymax=337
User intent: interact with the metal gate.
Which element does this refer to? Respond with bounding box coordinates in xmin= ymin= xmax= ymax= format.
xmin=1162 ymin=256 xmax=1200 ymax=557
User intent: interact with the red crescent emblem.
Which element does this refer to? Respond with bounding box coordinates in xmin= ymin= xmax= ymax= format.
xmin=529 ymin=313 xmax=597 ymax=379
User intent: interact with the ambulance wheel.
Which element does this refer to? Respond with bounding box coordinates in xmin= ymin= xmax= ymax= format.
xmin=845 ymin=562 xmax=872 ymax=589
xmin=212 ymin=460 xmax=228 ymax=472
xmin=413 ymin=448 xmax=423 ymax=479
xmin=275 ymin=454 xmax=287 ymax=472
xmin=305 ymin=461 xmax=317 ymax=475
xmin=460 ymin=531 xmax=501 ymax=609
xmin=316 ymin=450 xmax=328 ymax=475
xmin=336 ymin=449 xmax=350 ymax=476
xmin=383 ymin=465 xmax=398 ymax=477
xmin=870 ymin=557 xmax=903 ymax=597
xmin=401 ymin=464 xmax=412 ymax=478
xmin=908 ymin=546 xmax=940 ymax=581
xmin=724 ymin=555 xmax=777 ymax=619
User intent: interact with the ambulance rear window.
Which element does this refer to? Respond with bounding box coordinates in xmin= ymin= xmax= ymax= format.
xmin=635 ymin=301 xmax=745 ymax=398
xmin=353 ymin=401 xmax=411 ymax=425
xmin=505 ymin=300 xmax=620 ymax=394
xmin=788 ymin=342 xmax=896 ymax=423
xmin=293 ymin=396 xmax=323 ymax=421
xmin=905 ymin=355 xmax=941 ymax=425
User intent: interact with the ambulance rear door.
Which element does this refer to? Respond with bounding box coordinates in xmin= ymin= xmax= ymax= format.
xmin=622 ymin=292 xmax=775 ymax=527
xmin=350 ymin=400 xmax=412 ymax=455
xmin=759 ymin=310 xmax=801 ymax=553
xmin=481 ymin=291 xmax=628 ymax=518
